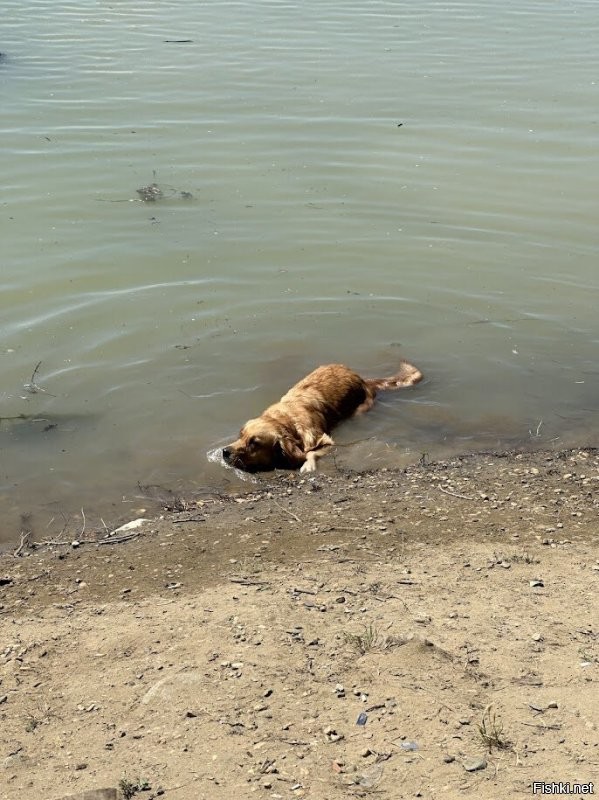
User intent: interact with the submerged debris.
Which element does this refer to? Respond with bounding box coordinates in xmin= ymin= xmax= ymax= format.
xmin=136 ymin=183 xmax=163 ymax=202
xmin=136 ymin=181 xmax=194 ymax=202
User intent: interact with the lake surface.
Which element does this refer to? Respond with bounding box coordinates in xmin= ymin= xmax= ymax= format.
xmin=1 ymin=0 xmax=598 ymax=545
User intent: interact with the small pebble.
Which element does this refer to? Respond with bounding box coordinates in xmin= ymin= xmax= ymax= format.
xmin=400 ymin=741 xmax=419 ymax=751
xmin=463 ymin=757 xmax=487 ymax=772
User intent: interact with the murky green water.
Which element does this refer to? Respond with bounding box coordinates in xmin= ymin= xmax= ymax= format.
xmin=1 ymin=0 xmax=598 ymax=544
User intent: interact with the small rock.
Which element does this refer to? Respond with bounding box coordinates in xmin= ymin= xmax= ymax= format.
xmin=400 ymin=741 xmax=419 ymax=751
xmin=111 ymin=518 xmax=148 ymax=534
xmin=324 ymin=726 xmax=344 ymax=742
xmin=358 ymin=763 xmax=384 ymax=788
xmin=356 ymin=712 xmax=368 ymax=726
xmin=463 ymin=757 xmax=487 ymax=772
xmin=71 ymin=540 xmax=80 ymax=549
xmin=443 ymin=754 xmax=455 ymax=763
xmin=529 ymin=579 xmax=544 ymax=588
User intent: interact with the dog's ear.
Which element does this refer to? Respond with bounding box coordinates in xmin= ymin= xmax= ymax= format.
xmin=275 ymin=435 xmax=306 ymax=468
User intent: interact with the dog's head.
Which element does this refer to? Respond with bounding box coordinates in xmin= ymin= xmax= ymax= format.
xmin=222 ymin=416 xmax=305 ymax=472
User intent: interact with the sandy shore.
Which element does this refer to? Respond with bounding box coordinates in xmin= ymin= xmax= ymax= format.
xmin=1 ymin=447 xmax=598 ymax=800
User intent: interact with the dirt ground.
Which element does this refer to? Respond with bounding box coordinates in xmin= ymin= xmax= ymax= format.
xmin=0 ymin=447 xmax=598 ymax=800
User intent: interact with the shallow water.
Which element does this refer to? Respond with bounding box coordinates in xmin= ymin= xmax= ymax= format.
xmin=1 ymin=0 xmax=598 ymax=544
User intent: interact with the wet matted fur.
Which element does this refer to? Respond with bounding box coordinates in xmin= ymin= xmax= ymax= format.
xmin=222 ymin=360 xmax=423 ymax=473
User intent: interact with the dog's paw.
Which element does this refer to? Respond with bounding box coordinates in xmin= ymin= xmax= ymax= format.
xmin=315 ymin=433 xmax=335 ymax=449
xmin=300 ymin=459 xmax=317 ymax=473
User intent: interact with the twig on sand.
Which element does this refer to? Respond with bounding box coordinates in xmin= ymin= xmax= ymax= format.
xmin=272 ymin=498 xmax=301 ymax=523
xmin=13 ymin=531 xmax=31 ymax=557
xmin=172 ymin=516 xmax=206 ymax=524
xmin=98 ymin=532 xmax=140 ymax=546
xmin=80 ymin=508 xmax=86 ymax=537
xmin=519 ymin=721 xmax=561 ymax=731
xmin=161 ymin=778 xmax=201 ymax=795
xmin=40 ymin=540 xmax=71 ymax=547
xmin=438 ymin=486 xmax=476 ymax=501
xmin=230 ymin=578 xmax=270 ymax=587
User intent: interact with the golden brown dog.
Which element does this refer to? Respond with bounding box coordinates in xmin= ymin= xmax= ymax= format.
xmin=222 ymin=360 xmax=422 ymax=473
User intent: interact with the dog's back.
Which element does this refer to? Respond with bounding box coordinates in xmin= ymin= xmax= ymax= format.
xmin=279 ymin=364 xmax=370 ymax=427
xmin=279 ymin=360 xmax=422 ymax=428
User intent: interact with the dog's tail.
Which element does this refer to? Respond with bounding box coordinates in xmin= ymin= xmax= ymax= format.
xmin=366 ymin=360 xmax=423 ymax=391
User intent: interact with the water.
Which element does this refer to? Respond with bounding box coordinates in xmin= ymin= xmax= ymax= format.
xmin=2 ymin=0 xmax=598 ymax=545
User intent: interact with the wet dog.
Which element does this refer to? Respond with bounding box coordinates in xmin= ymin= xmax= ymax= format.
xmin=222 ymin=360 xmax=422 ymax=473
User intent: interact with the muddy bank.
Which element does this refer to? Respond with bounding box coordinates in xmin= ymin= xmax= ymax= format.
xmin=0 ymin=448 xmax=598 ymax=800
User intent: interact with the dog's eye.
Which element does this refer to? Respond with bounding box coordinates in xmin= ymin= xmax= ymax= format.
xmin=248 ymin=436 xmax=259 ymax=446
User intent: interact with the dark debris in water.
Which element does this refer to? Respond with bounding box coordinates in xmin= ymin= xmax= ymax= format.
xmin=136 ymin=183 xmax=163 ymax=202
xmin=136 ymin=182 xmax=194 ymax=202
